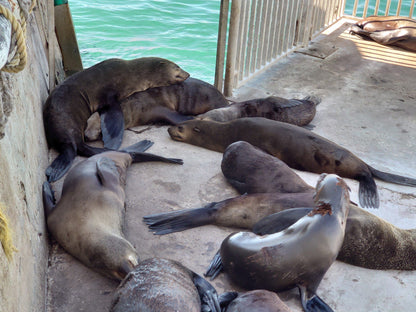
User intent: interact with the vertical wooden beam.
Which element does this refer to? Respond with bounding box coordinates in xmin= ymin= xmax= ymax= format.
xmin=214 ymin=0 xmax=229 ymax=93
xmin=224 ymin=0 xmax=241 ymax=97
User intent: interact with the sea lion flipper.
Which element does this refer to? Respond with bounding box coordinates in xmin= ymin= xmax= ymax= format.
xmin=129 ymin=152 xmax=184 ymax=165
xmin=143 ymin=202 xmax=218 ymax=235
xmin=192 ymin=273 xmax=221 ymax=312
xmin=96 ymin=157 xmax=120 ymax=187
xmin=46 ymin=147 xmax=77 ymax=182
xmin=253 ymin=207 xmax=313 ymax=235
xmin=298 ymin=286 xmax=334 ymax=312
xmin=42 ymin=181 xmax=56 ymax=217
xmin=204 ymin=250 xmax=223 ymax=280
xmin=119 ymin=139 xmax=154 ymax=154
xmin=100 ymin=101 xmax=125 ymax=150
xmin=358 ymin=176 xmax=380 ymax=209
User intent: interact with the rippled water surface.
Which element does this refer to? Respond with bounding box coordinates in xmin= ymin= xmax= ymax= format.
xmin=69 ymin=0 xmax=221 ymax=83
xmin=69 ymin=1 xmax=413 ymax=84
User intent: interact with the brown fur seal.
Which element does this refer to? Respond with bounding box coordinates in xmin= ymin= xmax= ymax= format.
xmin=42 ymin=141 xmax=183 ymax=280
xmin=109 ymin=257 xmax=220 ymax=312
xmin=144 ymin=141 xmax=416 ymax=270
xmin=350 ymin=16 xmax=416 ymax=52
xmin=219 ymin=290 xmax=292 ymax=312
xmin=44 ymin=57 xmax=189 ymax=182
xmin=205 ymin=174 xmax=350 ymax=312
xmin=197 ymin=95 xmax=319 ymax=126
xmin=168 ymin=118 xmax=416 ymax=208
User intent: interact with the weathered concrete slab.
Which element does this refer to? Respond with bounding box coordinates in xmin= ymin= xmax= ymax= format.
xmin=47 ymin=19 xmax=416 ymax=312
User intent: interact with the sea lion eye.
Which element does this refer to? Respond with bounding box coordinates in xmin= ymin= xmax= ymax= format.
xmin=177 ymin=126 xmax=184 ymax=132
xmin=193 ymin=127 xmax=200 ymax=133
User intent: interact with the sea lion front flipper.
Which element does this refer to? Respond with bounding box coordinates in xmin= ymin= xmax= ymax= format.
xmin=119 ymin=139 xmax=154 ymax=154
xmin=100 ymin=101 xmax=125 ymax=150
xmin=143 ymin=202 xmax=218 ymax=235
xmin=205 ymin=250 xmax=224 ymax=280
xmin=129 ymin=151 xmax=184 ymax=165
xmin=298 ymin=286 xmax=334 ymax=312
xmin=42 ymin=181 xmax=56 ymax=217
xmin=253 ymin=207 xmax=313 ymax=235
xmin=45 ymin=146 xmax=77 ymax=182
xmin=96 ymin=157 xmax=120 ymax=187
xmin=192 ymin=273 xmax=221 ymax=312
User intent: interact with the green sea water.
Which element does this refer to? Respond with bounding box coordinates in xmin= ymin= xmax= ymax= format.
xmin=68 ymin=0 xmax=414 ymax=84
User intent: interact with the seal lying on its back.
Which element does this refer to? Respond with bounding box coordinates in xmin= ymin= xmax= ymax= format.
xmin=110 ymin=257 xmax=220 ymax=312
xmin=145 ymin=141 xmax=416 ymax=270
xmin=205 ymin=174 xmax=350 ymax=312
xmin=44 ymin=57 xmax=189 ymax=182
xmin=42 ymin=141 xmax=182 ymax=280
xmin=198 ymin=95 xmax=319 ymax=126
xmin=168 ymin=117 xmax=416 ymax=208
xmin=350 ymin=16 xmax=416 ymax=52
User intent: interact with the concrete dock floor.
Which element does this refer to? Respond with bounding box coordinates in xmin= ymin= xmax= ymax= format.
xmin=46 ymin=19 xmax=416 ymax=311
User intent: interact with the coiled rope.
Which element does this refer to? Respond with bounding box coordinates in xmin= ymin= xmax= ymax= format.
xmin=0 ymin=0 xmax=37 ymax=73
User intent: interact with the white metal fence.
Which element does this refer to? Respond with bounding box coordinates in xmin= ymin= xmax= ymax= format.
xmin=215 ymin=0 xmax=416 ymax=96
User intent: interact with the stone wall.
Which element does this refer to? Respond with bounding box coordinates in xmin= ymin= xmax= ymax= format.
xmin=0 ymin=1 xmax=63 ymax=311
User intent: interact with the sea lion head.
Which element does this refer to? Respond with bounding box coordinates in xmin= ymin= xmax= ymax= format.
xmin=138 ymin=57 xmax=190 ymax=87
xmin=168 ymin=119 xmax=205 ymax=142
xmin=312 ymin=173 xmax=350 ymax=220
xmin=89 ymin=235 xmax=139 ymax=281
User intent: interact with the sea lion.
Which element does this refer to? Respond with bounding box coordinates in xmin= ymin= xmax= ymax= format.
xmin=168 ymin=118 xmax=416 ymax=208
xmin=83 ymin=77 xmax=229 ymax=141
xmin=42 ymin=141 xmax=183 ymax=281
xmin=350 ymin=16 xmax=416 ymax=52
xmin=109 ymin=257 xmax=220 ymax=312
xmin=44 ymin=57 xmax=189 ymax=182
xmin=219 ymin=290 xmax=292 ymax=312
xmin=205 ymin=174 xmax=350 ymax=312
xmin=144 ymin=141 xmax=416 ymax=270
xmin=197 ymin=95 xmax=319 ymax=126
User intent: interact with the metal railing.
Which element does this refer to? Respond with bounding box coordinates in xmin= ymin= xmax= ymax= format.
xmin=215 ymin=0 xmax=415 ymax=96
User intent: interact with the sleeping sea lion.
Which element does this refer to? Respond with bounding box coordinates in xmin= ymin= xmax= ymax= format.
xmin=350 ymin=16 xmax=416 ymax=52
xmin=219 ymin=290 xmax=292 ymax=312
xmin=42 ymin=141 xmax=182 ymax=280
xmin=168 ymin=118 xmax=416 ymax=208
xmin=197 ymin=95 xmax=319 ymax=126
xmin=144 ymin=141 xmax=416 ymax=270
xmin=44 ymin=57 xmax=189 ymax=182
xmin=109 ymin=257 xmax=220 ymax=312
xmin=205 ymin=174 xmax=350 ymax=312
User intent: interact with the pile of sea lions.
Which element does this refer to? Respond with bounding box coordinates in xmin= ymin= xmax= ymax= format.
xmin=42 ymin=54 xmax=416 ymax=311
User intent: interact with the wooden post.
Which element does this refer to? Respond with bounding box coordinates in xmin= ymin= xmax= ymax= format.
xmin=54 ymin=1 xmax=83 ymax=76
xmin=223 ymin=0 xmax=241 ymax=97
xmin=214 ymin=0 xmax=229 ymax=93
xmin=0 ymin=0 xmax=12 ymax=70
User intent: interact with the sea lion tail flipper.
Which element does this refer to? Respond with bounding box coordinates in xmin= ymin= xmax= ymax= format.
xmin=192 ymin=273 xmax=221 ymax=312
xmin=129 ymin=151 xmax=183 ymax=165
xmin=298 ymin=286 xmax=334 ymax=312
xmin=369 ymin=166 xmax=416 ymax=187
xmin=143 ymin=202 xmax=218 ymax=235
xmin=99 ymin=93 xmax=125 ymax=150
xmin=204 ymin=250 xmax=223 ymax=280
xmin=42 ymin=181 xmax=56 ymax=217
xmin=358 ymin=175 xmax=380 ymax=209
xmin=253 ymin=208 xmax=313 ymax=235
xmin=119 ymin=140 xmax=154 ymax=154
xmin=45 ymin=147 xmax=77 ymax=182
